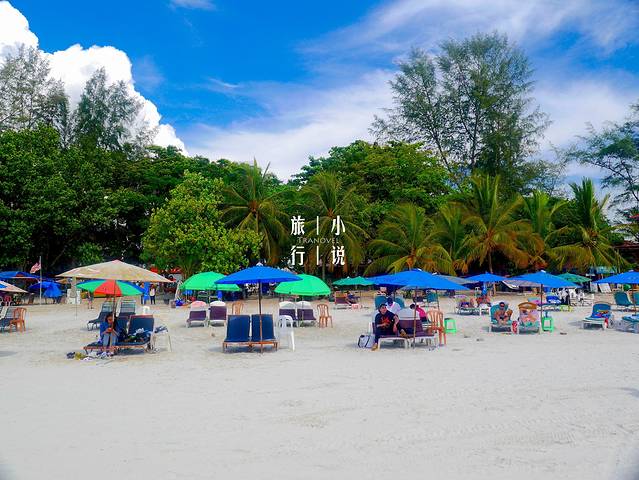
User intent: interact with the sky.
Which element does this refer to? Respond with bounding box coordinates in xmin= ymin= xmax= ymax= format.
xmin=1 ymin=0 xmax=638 ymax=180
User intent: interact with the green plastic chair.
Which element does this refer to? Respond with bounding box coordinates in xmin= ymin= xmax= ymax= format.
xmin=541 ymin=314 xmax=554 ymax=332
xmin=444 ymin=317 xmax=457 ymax=334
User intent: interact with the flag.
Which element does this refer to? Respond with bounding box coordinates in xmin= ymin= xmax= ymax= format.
xmin=30 ymin=261 xmax=41 ymax=274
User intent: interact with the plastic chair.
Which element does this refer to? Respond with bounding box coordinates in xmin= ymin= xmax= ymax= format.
xmin=426 ymin=310 xmax=446 ymax=346
xmin=444 ymin=317 xmax=457 ymax=334
xmin=541 ymin=314 xmax=554 ymax=332
xmin=231 ymin=302 xmax=244 ymax=315
xmin=277 ymin=315 xmax=295 ymax=351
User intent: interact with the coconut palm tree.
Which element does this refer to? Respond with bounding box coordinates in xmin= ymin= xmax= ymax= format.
xmin=430 ymin=204 xmax=470 ymax=274
xmin=456 ymin=174 xmax=538 ymax=273
xmin=221 ymin=160 xmax=287 ymax=265
xmin=520 ymin=190 xmax=566 ymax=269
xmin=554 ymin=179 xmax=626 ymax=270
xmin=300 ymin=172 xmax=367 ymax=276
xmin=364 ymin=203 xmax=453 ymax=274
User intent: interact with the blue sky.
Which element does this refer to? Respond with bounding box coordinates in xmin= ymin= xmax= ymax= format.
xmin=2 ymin=0 xmax=639 ymax=179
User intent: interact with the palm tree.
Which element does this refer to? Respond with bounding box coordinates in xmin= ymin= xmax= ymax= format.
xmin=456 ymin=174 xmax=538 ymax=273
xmin=431 ymin=204 xmax=470 ymax=274
xmin=300 ymin=172 xmax=366 ymax=276
xmin=222 ymin=160 xmax=287 ymax=265
xmin=364 ymin=203 xmax=453 ymax=274
xmin=520 ymin=190 xmax=566 ymax=269
xmin=554 ymin=179 xmax=626 ymax=270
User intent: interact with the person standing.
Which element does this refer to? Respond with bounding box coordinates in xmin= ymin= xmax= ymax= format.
xmin=87 ymin=290 xmax=94 ymax=309
xmin=149 ymin=284 xmax=156 ymax=305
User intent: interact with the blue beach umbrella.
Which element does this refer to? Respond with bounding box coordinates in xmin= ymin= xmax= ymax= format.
xmin=464 ymin=273 xmax=507 ymax=283
xmin=508 ymin=271 xmax=579 ymax=319
xmin=28 ymin=281 xmax=62 ymax=298
xmin=594 ymin=270 xmax=639 ymax=286
xmin=367 ymin=269 xmax=469 ymax=340
xmin=217 ymin=266 xmax=301 ymax=349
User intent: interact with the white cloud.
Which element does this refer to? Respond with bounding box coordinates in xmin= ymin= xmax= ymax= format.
xmin=183 ymin=71 xmax=394 ymax=179
xmin=170 ymin=0 xmax=215 ymax=11
xmin=0 ymin=1 xmax=186 ymax=152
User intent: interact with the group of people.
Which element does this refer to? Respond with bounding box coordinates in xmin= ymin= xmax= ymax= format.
xmin=371 ymin=297 xmax=428 ymax=351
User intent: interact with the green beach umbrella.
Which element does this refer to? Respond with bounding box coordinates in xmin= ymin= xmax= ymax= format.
xmin=333 ymin=276 xmax=374 ymax=287
xmin=180 ymin=272 xmax=240 ymax=292
xmin=558 ymin=273 xmax=591 ymax=284
xmin=275 ymin=274 xmax=330 ymax=296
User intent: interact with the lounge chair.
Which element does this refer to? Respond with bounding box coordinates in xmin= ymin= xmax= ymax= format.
xmin=117 ymin=300 xmax=136 ymax=321
xmin=83 ymin=317 xmax=129 ymax=353
xmin=614 ymin=291 xmax=634 ymax=311
xmin=543 ymin=295 xmax=562 ymax=311
xmin=278 ymin=301 xmax=297 ymax=326
xmin=208 ymin=301 xmax=227 ymax=326
xmin=296 ymin=301 xmax=316 ymax=326
xmin=87 ymin=303 xmax=114 ymax=331
xmin=222 ymin=315 xmax=251 ymax=352
xmin=516 ymin=302 xmax=541 ymax=334
xmin=0 ymin=306 xmax=17 ymax=332
xmin=398 ymin=317 xmax=437 ymax=348
xmin=374 ymin=295 xmax=387 ymax=309
xmin=425 ymin=291 xmax=438 ymax=307
xmin=334 ymin=292 xmax=351 ymax=309
xmin=456 ymin=296 xmax=477 ymax=315
xmin=371 ymin=322 xmax=409 ymax=349
xmin=489 ymin=303 xmax=513 ymax=333
xmin=117 ymin=315 xmax=155 ymax=351
xmin=620 ymin=314 xmax=639 ymax=333
xmin=250 ymin=314 xmax=278 ymax=350
xmin=186 ymin=305 xmax=207 ymax=327
xmin=583 ymin=302 xmax=611 ymax=330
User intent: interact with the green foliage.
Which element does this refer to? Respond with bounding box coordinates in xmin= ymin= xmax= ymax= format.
xmin=142 ymin=172 xmax=261 ymax=277
xmin=365 ymin=203 xmax=453 ymax=275
xmin=221 ymin=160 xmax=287 ymax=265
xmin=373 ymin=33 xmax=550 ymax=194
xmin=553 ymin=179 xmax=627 ymax=271
xmin=454 ymin=174 xmax=539 ymax=272
xmin=299 ymin=172 xmax=367 ymax=274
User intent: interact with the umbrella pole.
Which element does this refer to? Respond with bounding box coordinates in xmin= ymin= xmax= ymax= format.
xmin=436 ymin=292 xmax=440 ymax=311
xmin=258 ymin=281 xmax=263 ymax=353
xmin=540 ymin=284 xmax=544 ymax=332
xmin=412 ymin=288 xmax=417 ymax=345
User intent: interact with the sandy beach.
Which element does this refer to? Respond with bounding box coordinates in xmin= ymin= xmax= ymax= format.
xmin=1 ymin=294 xmax=638 ymax=480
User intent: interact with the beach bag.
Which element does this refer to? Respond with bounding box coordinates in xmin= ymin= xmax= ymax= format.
xmin=358 ymin=333 xmax=375 ymax=348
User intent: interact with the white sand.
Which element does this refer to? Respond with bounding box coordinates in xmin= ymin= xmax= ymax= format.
xmin=1 ymin=294 xmax=638 ymax=480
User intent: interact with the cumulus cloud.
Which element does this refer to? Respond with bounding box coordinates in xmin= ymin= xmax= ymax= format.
xmin=0 ymin=1 xmax=186 ymax=152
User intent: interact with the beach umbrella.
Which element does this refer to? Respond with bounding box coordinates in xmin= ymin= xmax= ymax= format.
xmin=275 ymin=274 xmax=330 ymax=297
xmin=180 ymin=272 xmax=241 ymax=292
xmin=464 ymin=273 xmax=507 ymax=283
xmin=369 ymin=269 xmax=469 ymax=342
xmin=558 ymin=273 xmax=591 ymax=284
xmin=333 ymin=276 xmax=374 ymax=287
xmin=216 ymin=266 xmax=301 ymax=351
xmin=0 ymin=281 xmax=27 ymax=293
xmin=595 ymin=270 xmax=639 ymax=312
xmin=28 ymin=281 xmax=62 ymax=299
xmin=508 ymin=271 xmax=579 ymax=321
xmin=58 ymin=260 xmax=170 ymax=283
xmin=0 ymin=271 xmax=39 ymax=280
xmin=77 ymin=279 xmax=144 ymax=297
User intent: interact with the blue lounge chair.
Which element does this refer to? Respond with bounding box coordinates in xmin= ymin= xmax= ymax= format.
xmin=117 ymin=300 xmax=136 ymax=322
xmin=83 ymin=317 xmax=129 ymax=353
xmin=621 ymin=314 xmax=639 ymax=333
xmin=543 ymin=295 xmax=561 ymax=311
xmin=250 ymin=314 xmax=278 ymax=350
xmin=489 ymin=303 xmax=513 ymax=332
xmin=223 ymin=315 xmax=251 ymax=352
xmin=117 ymin=315 xmax=155 ymax=351
xmin=425 ymin=291 xmax=438 ymax=307
xmin=583 ymin=303 xmax=611 ymax=330
xmin=615 ymin=292 xmax=633 ymax=311
xmin=87 ymin=304 xmax=113 ymax=331
xmin=374 ymin=295 xmax=387 ymax=309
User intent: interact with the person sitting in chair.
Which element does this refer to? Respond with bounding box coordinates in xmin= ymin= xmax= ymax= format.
xmin=372 ymin=304 xmax=402 ymax=351
xmin=519 ymin=307 xmax=537 ymax=325
xmin=494 ymin=302 xmax=513 ymax=326
xmin=99 ymin=313 xmax=120 ymax=354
